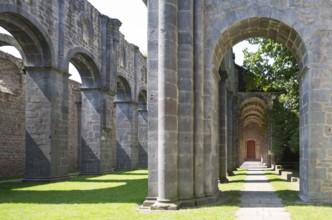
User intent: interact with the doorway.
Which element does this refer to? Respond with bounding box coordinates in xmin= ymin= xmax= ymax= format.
xmin=247 ymin=140 xmax=256 ymax=160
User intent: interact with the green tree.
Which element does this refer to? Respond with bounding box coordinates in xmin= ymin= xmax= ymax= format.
xmin=242 ymin=38 xmax=299 ymax=159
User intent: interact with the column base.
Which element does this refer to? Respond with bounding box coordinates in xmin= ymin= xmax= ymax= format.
xmin=219 ymin=177 xmax=229 ymax=183
xmin=23 ymin=176 xmax=69 ymax=183
xmin=180 ymin=198 xmax=196 ymax=207
xmin=227 ymin=170 xmax=235 ymax=176
xmin=151 ymin=200 xmax=180 ymax=210
xmin=206 ymin=190 xmax=221 ymax=203
xmin=195 ymin=196 xmax=208 ymax=206
xmin=141 ymin=197 xmax=157 ymax=208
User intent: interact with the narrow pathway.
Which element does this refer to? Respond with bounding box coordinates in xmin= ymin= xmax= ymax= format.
xmin=236 ymin=161 xmax=291 ymax=220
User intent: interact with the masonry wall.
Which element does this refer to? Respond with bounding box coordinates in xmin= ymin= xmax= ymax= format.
xmin=0 ymin=53 xmax=82 ymax=177
xmin=68 ymin=81 xmax=81 ymax=172
xmin=239 ymin=123 xmax=268 ymax=163
xmin=0 ymin=54 xmax=25 ymax=178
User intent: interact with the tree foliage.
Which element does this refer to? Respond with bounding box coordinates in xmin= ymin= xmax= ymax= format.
xmin=242 ymin=38 xmax=299 ymax=159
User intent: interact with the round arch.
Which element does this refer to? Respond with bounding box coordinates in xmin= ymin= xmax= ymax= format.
xmin=210 ymin=16 xmax=308 ymax=78
xmin=116 ymin=76 xmax=132 ymax=102
xmin=0 ymin=33 xmax=24 ymax=57
xmin=0 ymin=5 xmax=54 ymax=66
xmin=138 ymin=89 xmax=147 ymax=110
xmin=64 ymin=47 xmax=101 ymax=88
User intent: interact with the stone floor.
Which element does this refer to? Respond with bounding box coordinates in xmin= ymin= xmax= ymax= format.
xmin=236 ymin=161 xmax=291 ymax=220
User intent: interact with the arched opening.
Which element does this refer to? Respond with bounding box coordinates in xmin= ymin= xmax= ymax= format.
xmin=212 ymin=16 xmax=307 ymax=201
xmin=138 ymin=89 xmax=148 ymax=168
xmin=0 ymin=10 xmax=60 ymax=181
xmin=239 ymin=96 xmax=268 ymax=163
xmin=115 ymin=76 xmax=137 ymax=170
xmin=66 ymin=50 xmax=113 ymax=175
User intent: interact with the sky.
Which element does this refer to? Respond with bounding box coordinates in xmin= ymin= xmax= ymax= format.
xmin=88 ymin=0 xmax=148 ymax=55
xmin=0 ymin=0 xmax=254 ymax=81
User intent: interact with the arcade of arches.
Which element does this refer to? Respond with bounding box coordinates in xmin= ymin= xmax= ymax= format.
xmin=0 ymin=0 xmax=332 ymax=211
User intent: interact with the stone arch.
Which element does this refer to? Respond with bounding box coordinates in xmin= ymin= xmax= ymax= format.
xmin=64 ymin=47 xmax=101 ymax=88
xmin=0 ymin=33 xmax=24 ymax=57
xmin=115 ymin=75 xmax=138 ymax=170
xmin=116 ymin=76 xmax=132 ymax=102
xmin=0 ymin=5 xmax=54 ymax=66
xmin=209 ymin=13 xmax=308 ymax=78
xmin=208 ymin=11 xmax=309 ymax=178
xmin=239 ymin=96 xmax=269 ymax=164
xmin=138 ymin=88 xmax=147 ymax=109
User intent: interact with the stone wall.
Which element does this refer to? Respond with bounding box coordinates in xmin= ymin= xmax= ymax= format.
xmin=0 ymin=53 xmax=25 ymax=178
xmin=67 ymin=81 xmax=81 ymax=172
xmin=0 ymin=52 xmax=82 ymax=177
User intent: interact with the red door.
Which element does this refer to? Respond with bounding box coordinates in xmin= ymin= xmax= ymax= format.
xmin=247 ymin=140 xmax=256 ymax=160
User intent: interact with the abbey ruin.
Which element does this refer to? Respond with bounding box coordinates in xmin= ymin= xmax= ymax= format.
xmin=0 ymin=0 xmax=332 ymax=211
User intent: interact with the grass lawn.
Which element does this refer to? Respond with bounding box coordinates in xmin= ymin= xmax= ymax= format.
xmin=265 ymin=170 xmax=332 ymax=220
xmin=0 ymin=169 xmax=246 ymax=220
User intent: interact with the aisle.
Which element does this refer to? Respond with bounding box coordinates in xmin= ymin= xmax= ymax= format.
xmin=236 ymin=161 xmax=291 ymax=220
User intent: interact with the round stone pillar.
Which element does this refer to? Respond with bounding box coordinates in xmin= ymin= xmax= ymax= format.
xmin=151 ymin=0 xmax=179 ymax=210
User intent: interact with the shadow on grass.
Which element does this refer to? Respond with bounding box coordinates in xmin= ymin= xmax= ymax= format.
xmin=0 ymin=172 xmax=148 ymax=205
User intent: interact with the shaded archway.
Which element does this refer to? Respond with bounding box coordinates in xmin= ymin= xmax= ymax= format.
xmin=115 ymin=76 xmax=138 ymax=170
xmin=239 ymin=96 xmax=268 ymax=164
xmin=138 ymin=89 xmax=148 ymax=168
xmin=66 ymin=49 xmax=113 ymax=175
xmin=0 ymin=8 xmax=72 ymax=182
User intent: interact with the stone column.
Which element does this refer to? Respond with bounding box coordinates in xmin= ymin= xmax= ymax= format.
xmin=299 ymin=67 xmax=332 ymax=203
xmin=219 ymin=78 xmax=228 ymax=182
xmin=177 ymin=0 xmax=195 ymax=207
xmin=115 ymin=101 xmax=138 ymax=170
xmin=232 ymin=96 xmax=239 ymax=169
xmin=80 ymin=88 xmax=113 ymax=174
xmin=151 ymin=0 xmax=179 ymax=210
xmin=193 ymin=0 xmax=206 ymax=205
xmin=25 ymin=66 xmax=69 ymax=182
xmin=227 ymin=92 xmax=234 ymax=176
xmin=142 ymin=0 xmax=159 ymax=207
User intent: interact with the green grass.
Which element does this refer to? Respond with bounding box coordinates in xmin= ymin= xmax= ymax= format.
xmin=265 ymin=170 xmax=332 ymax=220
xmin=0 ymin=169 xmax=246 ymax=220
